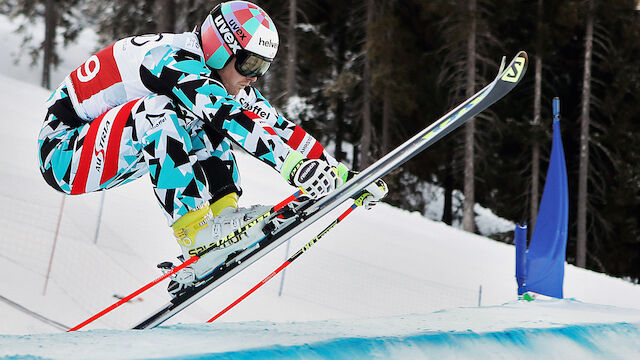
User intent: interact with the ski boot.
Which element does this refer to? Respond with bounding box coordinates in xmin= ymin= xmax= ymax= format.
xmin=164 ymin=193 xmax=271 ymax=297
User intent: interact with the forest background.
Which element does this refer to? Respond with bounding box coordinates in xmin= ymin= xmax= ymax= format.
xmin=2 ymin=0 xmax=639 ymax=282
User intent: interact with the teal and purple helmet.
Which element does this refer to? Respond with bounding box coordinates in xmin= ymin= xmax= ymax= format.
xmin=200 ymin=1 xmax=279 ymax=78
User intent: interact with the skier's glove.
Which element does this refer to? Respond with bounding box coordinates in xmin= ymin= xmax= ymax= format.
xmin=282 ymin=151 xmax=340 ymax=199
xmin=335 ymin=163 xmax=388 ymax=210
xmin=355 ymin=179 xmax=388 ymax=209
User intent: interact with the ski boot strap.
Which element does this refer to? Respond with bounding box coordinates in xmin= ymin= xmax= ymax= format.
xmin=172 ymin=203 xmax=213 ymax=247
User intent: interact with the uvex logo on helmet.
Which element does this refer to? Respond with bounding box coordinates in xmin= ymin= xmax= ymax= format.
xmin=214 ymin=14 xmax=242 ymax=53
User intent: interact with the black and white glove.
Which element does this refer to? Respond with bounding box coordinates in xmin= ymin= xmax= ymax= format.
xmin=282 ymin=151 xmax=340 ymax=199
xmin=336 ymin=164 xmax=388 ymax=210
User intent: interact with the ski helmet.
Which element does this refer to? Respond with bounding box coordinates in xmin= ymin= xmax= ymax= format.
xmin=200 ymin=1 xmax=279 ymax=77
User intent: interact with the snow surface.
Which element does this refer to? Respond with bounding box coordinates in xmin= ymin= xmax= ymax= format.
xmin=1 ymin=15 xmax=639 ymax=359
xmin=2 ymin=300 xmax=640 ymax=359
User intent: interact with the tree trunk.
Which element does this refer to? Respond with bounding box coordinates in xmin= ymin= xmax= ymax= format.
xmin=286 ymin=0 xmax=297 ymax=98
xmin=380 ymin=0 xmax=395 ymax=157
xmin=335 ymin=100 xmax=346 ymax=162
xmin=382 ymin=89 xmax=392 ymax=155
xmin=334 ymin=28 xmax=347 ymax=163
xmin=42 ymin=0 xmax=57 ymax=89
xmin=577 ymin=0 xmax=594 ymax=268
xmin=530 ymin=0 xmax=543 ymax=233
xmin=359 ymin=0 xmax=375 ymax=169
xmin=462 ymin=0 xmax=477 ymax=233
xmin=442 ymin=143 xmax=453 ymax=225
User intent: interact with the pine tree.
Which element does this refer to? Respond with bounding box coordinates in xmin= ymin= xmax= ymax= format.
xmin=87 ymin=0 xmax=159 ymax=44
xmin=2 ymin=0 xmax=86 ymax=88
xmin=576 ymin=0 xmax=594 ymax=268
xmin=359 ymin=0 xmax=375 ymax=168
xmin=529 ymin=0 xmax=544 ymax=233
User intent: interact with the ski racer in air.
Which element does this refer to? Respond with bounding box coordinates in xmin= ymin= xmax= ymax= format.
xmin=38 ymin=1 xmax=387 ymax=296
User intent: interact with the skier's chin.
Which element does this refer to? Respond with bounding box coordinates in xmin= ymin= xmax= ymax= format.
xmin=229 ymin=84 xmax=249 ymax=96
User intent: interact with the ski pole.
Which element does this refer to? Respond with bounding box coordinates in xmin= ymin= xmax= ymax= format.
xmin=206 ymin=202 xmax=359 ymax=323
xmin=68 ymin=192 xmax=305 ymax=332
xmin=67 ymin=255 xmax=199 ymax=332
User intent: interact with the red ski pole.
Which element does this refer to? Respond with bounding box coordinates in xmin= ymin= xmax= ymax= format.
xmin=68 ymin=191 xmax=304 ymax=332
xmin=207 ymin=202 xmax=359 ymax=323
xmin=67 ymin=255 xmax=199 ymax=332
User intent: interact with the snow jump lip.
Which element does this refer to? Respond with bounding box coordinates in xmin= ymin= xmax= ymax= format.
xmin=2 ymin=308 xmax=640 ymax=359
xmin=4 ymin=300 xmax=640 ymax=359
xmin=159 ymin=322 xmax=640 ymax=360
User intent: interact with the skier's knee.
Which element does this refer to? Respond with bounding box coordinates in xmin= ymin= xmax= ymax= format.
xmin=146 ymin=95 xmax=178 ymax=112
xmin=39 ymin=161 xmax=69 ymax=194
xmin=135 ymin=95 xmax=186 ymax=136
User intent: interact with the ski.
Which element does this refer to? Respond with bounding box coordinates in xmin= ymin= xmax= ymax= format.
xmin=301 ymin=51 xmax=528 ymax=223
xmin=66 ymin=191 xmax=306 ymax=332
xmin=132 ymin=197 xmax=320 ymax=329
xmin=132 ymin=51 xmax=528 ymax=330
xmin=206 ymin=203 xmax=360 ymax=323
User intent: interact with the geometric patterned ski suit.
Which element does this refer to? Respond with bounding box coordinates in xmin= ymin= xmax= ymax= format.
xmin=38 ymin=32 xmax=338 ymax=225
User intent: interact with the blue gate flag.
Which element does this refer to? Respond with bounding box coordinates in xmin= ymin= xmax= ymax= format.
xmin=515 ymin=223 xmax=528 ymax=295
xmin=525 ymin=97 xmax=569 ymax=298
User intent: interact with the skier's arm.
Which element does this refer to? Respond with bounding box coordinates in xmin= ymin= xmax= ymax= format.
xmin=236 ymin=87 xmax=341 ymax=168
xmin=139 ymin=45 xmax=292 ymax=172
xmin=138 ymin=45 xmax=341 ymax=199
xmin=237 ymin=88 xmax=388 ymax=207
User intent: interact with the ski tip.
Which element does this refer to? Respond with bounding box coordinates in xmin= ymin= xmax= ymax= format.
xmin=516 ymin=50 xmax=528 ymax=59
xmin=500 ymin=51 xmax=528 ymax=84
xmin=497 ymin=56 xmax=507 ymax=74
xmin=514 ymin=51 xmax=529 ymax=64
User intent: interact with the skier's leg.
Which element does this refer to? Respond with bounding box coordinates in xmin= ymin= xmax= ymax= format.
xmin=133 ymin=95 xmax=213 ymax=225
xmin=188 ymin=124 xmax=241 ymax=200
xmin=168 ymin=125 xmax=272 ymax=287
xmin=38 ymin=85 xmax=149 ymax=195
xmin=132 ymin=95 xmax=267 ymax=288
xmin=39 ymin=88 xmax=214 ymax=225
xmin=38 ymin=84 xmax=89 ymax=193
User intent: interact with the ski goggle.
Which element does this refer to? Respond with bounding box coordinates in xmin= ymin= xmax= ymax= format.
xmin=234 ymin=50 xmax=272 ymax=78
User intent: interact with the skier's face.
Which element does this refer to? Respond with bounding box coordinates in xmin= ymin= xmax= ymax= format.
xmin=218 ymin=57 xmax=258 ymax=95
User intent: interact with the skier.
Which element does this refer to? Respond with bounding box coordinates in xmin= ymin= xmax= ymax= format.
xmin=37 ymin=1 xmax=387 ymax=295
